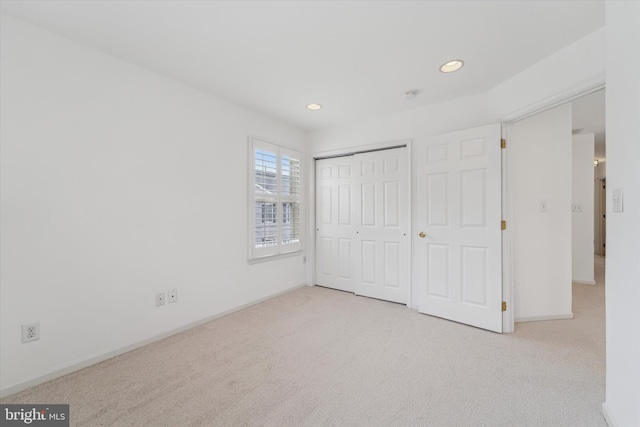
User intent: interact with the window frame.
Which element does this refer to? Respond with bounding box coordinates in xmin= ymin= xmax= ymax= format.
xmin=248 ymin=137 xmax=303 ymax=262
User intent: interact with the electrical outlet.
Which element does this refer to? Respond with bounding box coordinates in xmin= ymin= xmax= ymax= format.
xmin=168 ymin=289 xmax=177 ymax=303
xmin=22 ymin=322 xmax=40 ymax=343
xmin=156 ymin=292 xmax=165 ymax=307
xmin=539 ymin=201 xmax=547 ymax=212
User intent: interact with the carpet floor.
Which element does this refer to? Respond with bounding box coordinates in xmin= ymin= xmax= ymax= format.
xmin=2 ymin=260 xmax=606 ymax=426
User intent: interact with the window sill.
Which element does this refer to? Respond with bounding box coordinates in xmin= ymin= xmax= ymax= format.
xmin=248 ymin=250 xmax=303 ymax=265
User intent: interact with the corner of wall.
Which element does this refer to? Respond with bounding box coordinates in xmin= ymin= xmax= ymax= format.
xmin=602 ymin=402 xmax=619 ymax=427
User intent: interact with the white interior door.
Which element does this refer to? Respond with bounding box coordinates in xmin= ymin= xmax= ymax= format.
xmin=354 ymin=148 xmax=409 ymax=304
xmin=414 ymin=124 xmax=502 ymax=332
xmin=315 ymin=156 xmax=356 ymax=292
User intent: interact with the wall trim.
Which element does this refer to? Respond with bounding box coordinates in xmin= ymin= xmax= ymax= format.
xmin=515 ymin=313 xmax=574 ymax=323
xmin=0 ymin=283 xmax=308 ymax=398
xmin=573 ymin=279 xmax=597 ymax=285
xmin=602 ymin=402 xmax=618 ymax=427
xmin=499 ymin=78 xmax=605 ymax=123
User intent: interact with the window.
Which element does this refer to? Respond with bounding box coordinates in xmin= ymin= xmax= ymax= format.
xmin=250 ymin=137 xmax=302 ymax=260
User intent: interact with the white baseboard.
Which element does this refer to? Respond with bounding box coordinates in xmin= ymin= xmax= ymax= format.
xmin=0 ymin=283 xmax=308 ymax=398
xmin=602 ymin=402 xmax=618 ymax=427
xmin=515 ymin=313 xmax=574 ymax=323
xmin=573 ymin=279 xmax=597 ymax=285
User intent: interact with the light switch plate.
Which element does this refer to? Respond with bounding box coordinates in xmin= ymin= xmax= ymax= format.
xmin=613 ymin=188 xmax=624 ymax=213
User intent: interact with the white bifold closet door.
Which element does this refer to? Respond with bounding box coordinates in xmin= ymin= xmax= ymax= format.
xmin=315 ymin=147 xmax=409 ymax=304
xmin=315 ymin=155 xmax=357 ymax=293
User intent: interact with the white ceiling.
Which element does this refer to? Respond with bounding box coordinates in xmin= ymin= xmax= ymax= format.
xmin=0 ymin=0 xmax=605 ymax=131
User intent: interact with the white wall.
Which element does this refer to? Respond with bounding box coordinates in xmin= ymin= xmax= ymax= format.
xmin=571 ymin=133 xmax=595 ymax=284
xmin=488 ymin=28 xmax=605 ymax=121
xmin=603 ymin=2 xmax=640 ymax=426
xmin=309 ymin=93 xmax=493 ymax=154
xmin=509 ymin=104 xmax=573 ymax=321
xmin=0 ymin=15 xmax=307 ymax=394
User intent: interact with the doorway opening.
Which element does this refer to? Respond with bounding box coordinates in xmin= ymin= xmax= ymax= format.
xmin=504 ymin=86 xmax=606 ymax=333
xmin=571 ymin=89 xmax=606 ymax=292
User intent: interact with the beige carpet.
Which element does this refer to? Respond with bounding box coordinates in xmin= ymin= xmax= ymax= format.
xmin=2 ymin=261 xmax=606 ymax=426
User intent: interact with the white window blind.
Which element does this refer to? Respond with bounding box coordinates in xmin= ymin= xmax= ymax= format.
xmin=250 ymin=138 xmax=302 ymax=260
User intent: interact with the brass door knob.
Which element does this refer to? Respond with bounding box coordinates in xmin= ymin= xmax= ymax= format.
xmin=419 ymin=231 xmax=426 ymax=238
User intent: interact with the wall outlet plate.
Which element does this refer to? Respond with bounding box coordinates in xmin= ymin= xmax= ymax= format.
xmin=156 ymin=292 xmax=165 ymax=307
xmin=168 ymin=289 xmax=177 ymax=303
xmin=22 ymin=322 xmax=40 ymax=343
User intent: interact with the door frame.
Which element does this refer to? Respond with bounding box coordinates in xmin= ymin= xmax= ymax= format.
xmin=501 ymin=82 xmax=605 ymax=333
xmin=308 ymin=139 xmax=413 ymax=306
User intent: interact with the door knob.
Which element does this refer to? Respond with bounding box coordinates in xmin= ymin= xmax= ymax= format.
xmin=419 ymin=231 xmax=426 ymax=238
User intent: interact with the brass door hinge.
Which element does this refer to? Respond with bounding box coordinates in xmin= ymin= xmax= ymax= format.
xmin=501 ymin=220 xmax=507 ymax=230
xmin=501 ymin=138 xmax=506 ymax=149
xmin=502 ymin=301 xmax=507 ymax=312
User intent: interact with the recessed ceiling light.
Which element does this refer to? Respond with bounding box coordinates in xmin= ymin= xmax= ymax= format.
xmin=440 ymin=59 xmax=464 ymax=73
xmin=306 ymin=103 xmax=322 ymax=111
